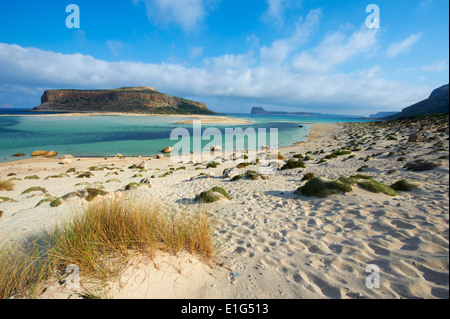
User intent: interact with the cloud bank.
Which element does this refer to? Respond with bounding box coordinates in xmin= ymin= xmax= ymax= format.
xmin=0 ymin=7 xmax=434 ymax=115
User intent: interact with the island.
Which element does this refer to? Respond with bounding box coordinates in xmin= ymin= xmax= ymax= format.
xmin=251 ymin=107 xmax=314 ymax=116
xmin=32 ymin=87 xmax=219 ymax=115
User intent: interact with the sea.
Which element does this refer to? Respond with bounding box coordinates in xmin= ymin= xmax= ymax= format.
xmin=0 ymin=109 xmax=372 ymax=163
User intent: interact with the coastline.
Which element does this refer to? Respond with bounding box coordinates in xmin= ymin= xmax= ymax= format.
xmin=0 ymin=123 xmax=318 ymax=166
xmin=0 ymin=112 xmax=253 ymax=125
xmin=0 ymin=118 xmax=448 ymax=299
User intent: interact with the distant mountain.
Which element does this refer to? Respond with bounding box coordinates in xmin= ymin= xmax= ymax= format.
xmin=385 ymin=84 xmax=449 ymax=120
xmin=251 ymin=107 xmax=314 ymax=116
xmin=33 ymin=87 xmax=219 ymax=115
xmin=369 ymin=111 xmax=399 ymax=119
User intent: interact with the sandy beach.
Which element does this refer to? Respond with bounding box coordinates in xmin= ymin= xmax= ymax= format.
xmin=0 ymin=117 xmax=448 ymax=299
xmin=0 ymin=112 xmax=253 ymax=125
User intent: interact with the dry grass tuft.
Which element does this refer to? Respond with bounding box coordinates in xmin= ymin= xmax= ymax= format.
xmin=0 ymin=180 xmax=15 ymax=191
xmin=0 ymin=196 xmax=216 ymax=299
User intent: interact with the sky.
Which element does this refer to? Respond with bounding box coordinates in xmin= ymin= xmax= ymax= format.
xmin=0 ymin=0 xmax=448 ymax=116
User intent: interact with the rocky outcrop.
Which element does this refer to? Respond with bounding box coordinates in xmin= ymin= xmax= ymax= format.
xmin=33 ymin=87 xmax=218 ymax=115
xmin=386 ymin=84 xmax=449 ymax=120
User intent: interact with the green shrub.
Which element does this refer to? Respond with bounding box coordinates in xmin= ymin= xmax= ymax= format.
xmin=230 ymin=175 xmax=243 ymax=181
xmin=206 ymin=161 xmax=219 ymax=169
xmin=295 ymin=177 xmax=352 ymax=198
xmin=76 ymin=172 xmax=94 ymax=179
xmin=356 ymin=179 xmax=398 ymax=196
xmin=195 ymin=187 xmax=231 ymax=203
xmin=390 ymin=179 xmax=419 ymax=192
xmin=21 ymin=187 xmax=47 ymax=195
xmin=324 ymin=154 xmax=338 ymax=160
xmin=244 ymin=170 xmax=260 ymax=180
xmin=24 ymin=175 xmax=40 ymax=180
xmin=301 ymin=173 xmax=315 ymax=181
xmin=334 ymin=150 xmax=352 ymax=156
xmin=281 ymin=159 xmax=305 ymax=170
xmin=85 ymin=188 xmax=108 ymax=202
xmin=236 ymin=162 xmax=250 ymax=169
xmin=50 ymin=198 xmax=63 ymax=208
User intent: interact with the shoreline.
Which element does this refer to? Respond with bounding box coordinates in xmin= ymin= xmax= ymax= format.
xmin=0 ymin=123 xmax=318 ymax=166
xmin=0 ymin=112 xmax=253 ymax=124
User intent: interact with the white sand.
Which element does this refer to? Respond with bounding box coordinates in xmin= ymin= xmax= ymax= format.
xmin=0 ymin=122 xmax=448 ymax=299
xmin=0 ymin=112 xmax=252 ymax=125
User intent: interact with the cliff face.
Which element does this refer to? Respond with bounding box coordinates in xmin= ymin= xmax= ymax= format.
xmin=33 ymin=87 xmax=217 ymax=115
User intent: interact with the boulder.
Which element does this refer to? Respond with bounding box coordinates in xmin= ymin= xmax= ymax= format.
xmin=31 ymin=150 xmax=48 ymax=156
xmin=411 ymin=161 xmax=441 ymax=172
xmin=162 ymin=147 xmax=173 ymax=153
xmin=407 ymin=133 xmax=422 ymax=143
xmin=222 ymin=167 xmax=241 ymax=179
xmin=210 ymin=145 xmax=222 ymax=152
xmin=156 ymin=154 xmax=164 ymax=159
xmin=12 ymin=153 xmax=26 ymax=157
xmin=44 ymin=151 xmax=58 ymax=158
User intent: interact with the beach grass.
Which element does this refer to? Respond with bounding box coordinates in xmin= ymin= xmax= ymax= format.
xmin=21 ymin=187 xmax=47 ymax=195
xmin=0 ymin=196 xmax=216 ymax=299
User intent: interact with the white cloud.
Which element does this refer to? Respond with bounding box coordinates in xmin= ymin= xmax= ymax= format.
xmin=260 ymin=9 xmax=322 ymax=65
xmin=0 ymin=41 xmax=431 ymax=115
xmin=385 ymin=33 xmax=422 ymax=58
xmin=422 ymin=59 xmax=448 ymax=72
xmin=293 ymin=27 xmax=379 ymax=73
xmin=133 ymin=0 xmax=207 ymax=32
xmin=262 ymin=0 xmax=289 ymax=26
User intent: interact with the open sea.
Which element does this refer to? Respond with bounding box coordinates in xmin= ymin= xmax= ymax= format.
xmin=0 ymin=109 xmax=372 ymax=163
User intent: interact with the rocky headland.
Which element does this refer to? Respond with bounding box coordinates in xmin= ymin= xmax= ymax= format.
xmin=32 ymin=87 xmax=218 ymax=115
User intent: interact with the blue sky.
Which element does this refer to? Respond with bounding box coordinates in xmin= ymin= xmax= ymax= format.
xmin=0 ymin=0 xmax=448 ymax=116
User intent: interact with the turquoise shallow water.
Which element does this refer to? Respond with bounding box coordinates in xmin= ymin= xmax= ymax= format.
xmin=0 ymin=110 xmax=371 ymax=162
